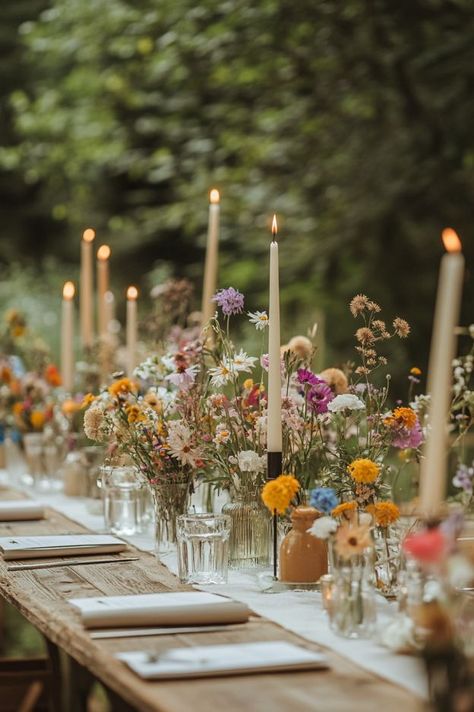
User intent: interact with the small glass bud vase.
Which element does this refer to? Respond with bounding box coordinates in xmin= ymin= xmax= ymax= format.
xmin=149 ymin=476 xmax=192 ymax=555
xmin=329 ymin=545 xmax=377 ymax=639
xmin=221 ymin=481 xmax=271 ymax=569
xmin=279 ymin=506 xmax=328 ymax=583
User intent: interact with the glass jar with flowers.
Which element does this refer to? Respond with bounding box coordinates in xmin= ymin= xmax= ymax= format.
xmin=83 ymin=370 xmax=203 ymax=554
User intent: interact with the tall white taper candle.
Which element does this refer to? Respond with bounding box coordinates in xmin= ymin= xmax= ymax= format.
xmin=97 ymin=245 xmax=111 ymax=340
xmin=419 ymin=228 xmax=465 ymax=514
xmin=80 ymin=228 xmax=95 ymax=348
xmin=201 ymin=189 xmax=220 ymax=325
xmin=126 ymin=286 xmax=138 ymax=377
xmin=267 ymin=215 xmax=283 ymax=454
xmin=61 ymin=281 xmax=75 ymax=392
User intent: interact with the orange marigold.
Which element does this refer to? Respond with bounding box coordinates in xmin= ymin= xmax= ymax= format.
xmin=331 ymin=501 xmax=357 ymax=519
xmin=30 ymin=410 xmax=46 ymax=430
xmin=347 ymin=458 xmax=380 ymax=484
xmin=390 ymin=407 xmax=417 ymax=429
xmin=44 ymin=364 xmax=62 ymax=387
xmin=261 ymin=474 xmax=300 ymax=515
xmin=366 ymin=501 xmax=400 ymax=527
xmin=81 ymin=393 xmax=96 ymax=409
xmin=108 ymin=378 xmax=136 ymax=398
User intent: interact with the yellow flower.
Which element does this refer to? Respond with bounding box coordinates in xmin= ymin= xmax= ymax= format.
xmin=366 ymin=501 xmax=400 ymax=527
xmin=243 ymin=378 xmax=254 ymax=390
xmin=384 ymin=406 xmax=417 ymax=430
xmin=347 ymin=458 xmax=380 ymax=484
xmin=30 ymin=410 xmax=46 ymax=430
xmin=261 ymin=474 xmax=300 ymax=514
xmin=410 ymin=367 xmax=422 ymax=376
xmin=125 ymin=404 xmax=145 ymax=423
xmin=335 ymin=523 xmax=372 ymax=560
xmin=62 ymin=399 xmax=81 ymax=416
xmin=331 ymin=501 xmax=357 ymax=519
xmin=108 ymin=378 xmax=136 ymax=398
xmin=81 ymin=393 xmax=96 ymax=409
xmin=144 ymin=392 xmax=162 ymax=412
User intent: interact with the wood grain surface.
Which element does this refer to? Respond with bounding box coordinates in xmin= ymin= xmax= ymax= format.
xmin=0 ymin=488 xmax=423 ymax=712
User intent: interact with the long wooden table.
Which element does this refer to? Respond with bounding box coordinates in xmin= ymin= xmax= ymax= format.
xmin=0 ymin=488 xmax=422 ymax=712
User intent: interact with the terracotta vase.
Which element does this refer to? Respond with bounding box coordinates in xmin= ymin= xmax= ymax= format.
xmin=279 ymin=506 xmax=328 ymax=583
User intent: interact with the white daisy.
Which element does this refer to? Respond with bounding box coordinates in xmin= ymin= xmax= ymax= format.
xmin=231 ymin=349 xmax=257 ymax=373
xmin=167 ymin=421 xmax=201 ymax=467
xmin=248 ymin=310 xmax=269 ymax=330
xmin=209 ymin=363 xmax=233 ymax=387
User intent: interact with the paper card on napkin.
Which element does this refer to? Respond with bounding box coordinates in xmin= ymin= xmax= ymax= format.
xmin=70 ymin=592 xmax=250 ymax=629
xmin=0 ymin=534 xmax=126 ymax=560
xmin=117 ymin=641 xmax=328 ymax=679
xmin=0 ymin=501 xmax=44 ymax=521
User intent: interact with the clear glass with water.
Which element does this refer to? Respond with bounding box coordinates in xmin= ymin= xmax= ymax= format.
xmin=177 ymin=513 xmax=231 ymax=584
xmin=100 ymin=465 xmax=143 ymax=536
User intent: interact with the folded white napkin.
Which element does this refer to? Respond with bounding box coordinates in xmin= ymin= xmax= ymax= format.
xmin=0 ymin=534 xmax=126 ymax=560
xmin=0 ymin=500 xmax=44 ymax=521
xmin=70 ymin=591 xmax=250 ymax=629
xmin=117 ymin=640 xmax=328 ymax=679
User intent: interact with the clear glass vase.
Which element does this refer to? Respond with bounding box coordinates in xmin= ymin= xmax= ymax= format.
xmin=221 ymin=483 xmax=271 ymax=570
xmin=373 ymin=525 xmax=403 ymax=599
xmin=149 ymin=477 xmax=191 ymax=555
xmin=329 ymin=545 xmax=377 ymax=639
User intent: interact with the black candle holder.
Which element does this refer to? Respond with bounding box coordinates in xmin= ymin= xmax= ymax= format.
xmin=267 ymin=451 xmax=282 ymax=578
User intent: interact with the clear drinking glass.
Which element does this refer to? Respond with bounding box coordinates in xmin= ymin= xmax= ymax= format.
xmin=177 ymin=513 xmax=231 ymax=584
xmin=100 ymin=465 xmax=143 ymax=536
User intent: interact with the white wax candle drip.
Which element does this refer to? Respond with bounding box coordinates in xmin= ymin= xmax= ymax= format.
xmin=419 ymin=228 xmax=465 ymax=514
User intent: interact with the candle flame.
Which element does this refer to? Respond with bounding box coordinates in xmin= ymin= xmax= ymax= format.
xmin=442 ymin=227 xmax=462 ymax=253
xmin=127 ymin=286 xmax=138 ymax=300
xmin=63 ymin=281 xmax=75 ymax=300
xmin=271 ymin=214 xmax=278 ymax=237
xmin=209 ymin=188 xmax=220 ymax=204
xmin=97 ymin=244 xmax=111 ymax=260
xmin=82 ymin=228 xmax=95 ymax=243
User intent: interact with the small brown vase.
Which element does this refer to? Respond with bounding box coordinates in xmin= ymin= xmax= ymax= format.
xmin=279 ymin=506 xmax=328 ymax=583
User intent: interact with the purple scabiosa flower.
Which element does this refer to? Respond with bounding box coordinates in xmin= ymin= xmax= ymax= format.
xmin=212 ymin=287 xmax=244 ymax=316
xmin=310 ymin=487 xmax=339 ymax=514
xmin=296 ymin=368 xmax=319 ymax=387
xmin=307 ymin=379 xmax=334 ymax=414
xmin=453 ymin=463 xmax=474 ymax=493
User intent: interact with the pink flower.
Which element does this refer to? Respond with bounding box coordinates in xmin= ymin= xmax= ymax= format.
xmin=392 ymin=421 xmax=423 ymax=449
xmin=403 ymin=528 xmax=447 ymax=564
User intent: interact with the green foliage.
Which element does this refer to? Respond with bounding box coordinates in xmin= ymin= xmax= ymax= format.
xmin=0 ymin=0 xmax=473 ymax=394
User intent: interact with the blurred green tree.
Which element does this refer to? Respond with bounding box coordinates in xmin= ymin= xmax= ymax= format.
xmin=0 ymin=0 xmax=473 ymax=391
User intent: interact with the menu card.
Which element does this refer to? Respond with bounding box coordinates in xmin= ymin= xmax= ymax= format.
xmin=0 ymin=534 xmax=127 ymax=560
xmin=70 ymin=592 xmax=250 ymax=629
xmin=117 ymin=640 xmax=328 ymax=679
xmin=0 ymin=501 xmax=44 ymax=521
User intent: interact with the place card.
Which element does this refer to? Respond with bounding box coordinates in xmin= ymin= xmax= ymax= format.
xmin=117 ymin=640 xmax=328 ymax=679
xmin=70 ymin=591 xmax=250 ymax=629
xmin=0 ymin=501 xmax=44 ymax=521
xmin=0 ymin=534 xmax=127 ymax=560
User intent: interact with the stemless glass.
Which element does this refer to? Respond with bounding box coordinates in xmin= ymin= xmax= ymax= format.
xmin=177 ymin=513 xmax=231 ymax=584
xmin=100 ymin=465 xmax=143 ymax=536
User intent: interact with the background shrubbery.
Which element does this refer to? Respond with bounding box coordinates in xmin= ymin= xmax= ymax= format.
xmin=0 ymin=0 xmax=473 ymax=393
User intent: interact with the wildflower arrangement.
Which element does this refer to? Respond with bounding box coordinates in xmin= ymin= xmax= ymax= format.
xmin=302 ymin=295 xmax=422 ymax=510
xmin=8 ymin=365 xmax=62 ymax=433
xmin=0 ymin=309 xmax=51 ymax=372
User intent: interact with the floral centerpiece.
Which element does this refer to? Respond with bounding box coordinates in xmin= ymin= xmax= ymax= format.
xmin=83 ymin=357 xmax=206 ymax=550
